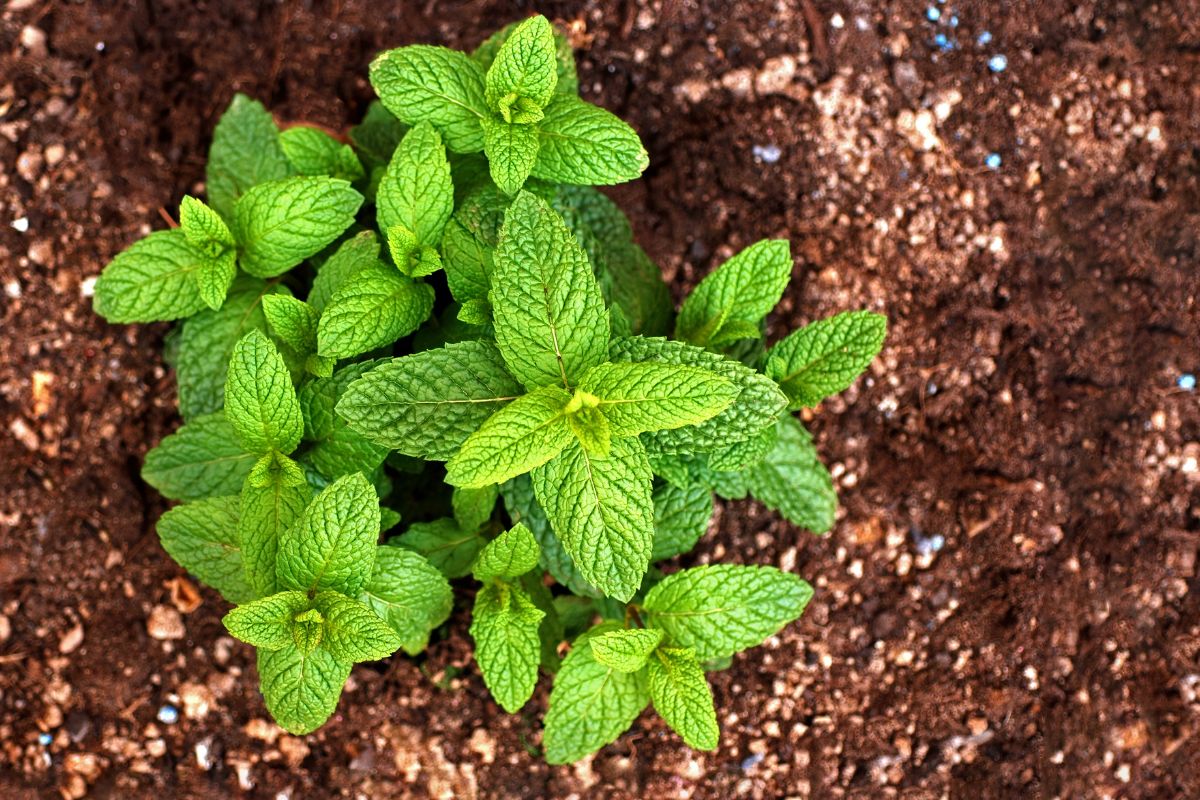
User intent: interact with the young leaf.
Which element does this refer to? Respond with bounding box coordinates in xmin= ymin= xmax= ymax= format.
xmin=262 ymin=294 xmax=319 ymax=356
xmin=589 ymin=628 xmax=663 ymax=673
xmin=206 ymin=94 xmax=292 ymax=220
xmin=238 ymin=471 xmax=312 ymax=597
xmin=194 ymin=251 xmax=237 ymax=312
xmin=543 ymin=622 xmax=650 ymax=764
xmin=532 ymin=437 xmax=654 ymax=602
xmin=141 ymin=413 xmax=256 ymax=501
xmin=257 ymin=645 xmax=352 ymax=735
xmin=578 ymin=362 xmax=738 ymax=437
xmin=157 ymin=496 xmax=254 ymax=604
xmin=474 ymin=18 xmax=578 ymax=96
xmin=481 ymin=116 xmax=540 ymax=195
xmin=312 ymin=592 xmax=403 ymax=663
xmin=316 ymin=264 xmax=434 ymax=358
xmin=471 ymin=582 xmax=545 ymax=713
xmin=223 ymin=591 xmax=311 ymax=650
xmin=376 ymin=122 xmax=454 ymax=250
xmin=233 ymin=176 xmax=363 ymax=278
xmin=308 ymin=231 xmax=381 ymax=313
xmin=744 ymin=417 xmax=836 ymax=534
xmin=180 ymin=196 xmax=235 ymax=253
xmin=224 ymin=330 xmax=303 ymax=455
xmin=473 ymin=523 xmax=540 ymax=581
xmin=567 ymin=405 xmax=611 ymax=457
xmin=530 ymin=95 xmax=648 ymax=186
xmin=452 ymin=484 xmax=499 ymax=532
xmin=277 ymin=473 xmax=380 ymax=596
xmin=764 ymin=310 xmax=887 ymax=409
xmin=360 ymin=546 xmax=453 ymax=655
xmin=651 ymin=482 xmax=713 ymax=561
xmin=279 ymin=126 xmax=364 ymax=181
xmin=675 ymin=240 xmax=792 ymax=347
xmin=642 ymin=564 xmax=813 ymax=660
xmin=445 ymin=385 xmax=574 ymax=488
xmin=491 ymin=191 xmax=610 ymax=389
xmin=647 ymin=647 xmax=719 ymax=751
xmin=93 ymin=229 xmax=211 ymax=323
xmin=337 ymin=341 xmax=522 ymax=459
xmin=392 ymin=518 xmax=485 ymax=580
xmin=484 ymin=15 xmax=558 ymax=118
xmin=369 ymin=46 xmax=488 ymax=153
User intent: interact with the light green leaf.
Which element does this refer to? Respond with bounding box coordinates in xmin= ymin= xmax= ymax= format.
xmin=452 ymin=484 xmax=499 ymax=532
xmin=473 ymin=523 xmax=540 ymax=581
xmin=446 ymin=385 xmax=574 ymax=488
xmin=746 ymin=417 xmax=836 ymax=534
xmin=675 ymin=240 xmax=792 ymax=347
xmin=706 ymin=423 xmax=777 ymax=472
xmin=262 ymin=294 xmax=319 ymax=355
xmin=224 ymin=330 xmax=303 ymax=455
xmin=765 ymin=310 xmax=886 ymax=409
xmin=312 ymin=592 xmax=402 ymax=663
xmin=500 ymin=475 xmax=598 ymax=598
xmin=141 ymin=413 xmax=255 ymax=501
xmin=642 ymin=564 xmax=813 ymax=660
xmin=157 ymin=496 xmax=254 ymax=603
xmin=194 ymin=251 xmax=237 ymax=312
xmin=360 ymin=546 xmax=453 ymax=655
xmin=531 ymin=95 xmax=648 ymax=186
xmin=308 ymin=231 xmax=381 ymax=313
xmin=471 ymin=582 xmax=545 ymax=713
xmin=392 ymin=518 xmax=485 ymax=580
xmin=257 ymin=644 xmax=352 ymax=735
xmin=246 ymin=450 xmax=306 ymax=489
xmin=482 ymin=116 xmax=540 ymax=195
xmin=474 ymin=18 xmax=578 ymax=96
xmin=291 ymin=608 xmax=324 ymax=654
xmin=369 ymin=45 xmax=488 ymax=153
xmin=223 ymin=591 xmax=310 ymax=649
xmin=376 ymin=122 xmax=454 ymax=248
xmin=316 ymin=264 xmax=434 ymax=358
xmin=336 ymin=340 xmax=522 ymax=459
xmin=651 ymin=482 xmax=713 ymax=561
xmin=543 ymin=622 xmax=650 ymax=764
xmin=532 ymin=437 xmax=654 ymax=602
xmin=206 ymin=94 xmax=292 ymax=221
xmin=648 ymin=647 xmax=718 ymax=751
xmin=233 ymin=176 xmax=363 ymax=278
xmin=441 ymin=184 xmax=510 ymax=305
xmin=568 ymin=404 xmax=611 ymax=456
xmin=484 ymin=15 xmax=558 ymax=118
xmin=491 ymin=191 xmax=609 ymax=389
xmin=180 ymin=195 xmax=235 ymax=253
xmin=277 ymin=473 xmax=379 ymax=596
xmin=93 ymin=229 xmax=209 ymax=323
xmin=578 ymin=362 xmax=737 ymax=437
xmin=279 ymin=126 xmax=364 ymax=181
xmin=238 ymin=470 xmax=312 ymax=597
xmin=589 ymin=628 xmax=663 ymax=673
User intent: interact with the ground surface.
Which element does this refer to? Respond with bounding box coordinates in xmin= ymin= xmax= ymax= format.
xmin=2 ymin=1 xmax=1199 ymax=798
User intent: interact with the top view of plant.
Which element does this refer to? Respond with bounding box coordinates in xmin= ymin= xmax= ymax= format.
xmin=91 ymin=14 xmax=885 ymax=763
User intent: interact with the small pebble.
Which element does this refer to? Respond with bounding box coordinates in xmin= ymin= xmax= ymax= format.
xmin=914 ymin=531 xmax=946 ymax=556
xmin=157 ymin=704 xmax=180 ymax=725
xmin=11 ymin=217 xmax=28 ymax=233
xmin=926 ymin=7 xmax=941 ymax=22
xmin=1178 ymin=374 xmax=1196 ymax=391
xmin=934 ymin=33 xmax=955 ymax=52
xmin=38 ymin=732 xmax=53 ymax=746
xmin=988 ymin=54 xmax=1008 ymax=73
xmin=977 ymin=31 xmax=993 ymax=46
xmin=985 ymin=152 xmax=1002 ymax=169
xmin=741 ymin=752 xmax=765 ymax=771
xmin=752 ymin=144 xmax=782 ymax=164
xmin=949 ymin=15 xmax=959 ymax=27
xmin=829 ymin=13 xmax=845 ymax=29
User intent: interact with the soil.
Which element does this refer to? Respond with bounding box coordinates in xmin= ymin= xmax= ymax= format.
xmin=2 ymin=0 xmax=1198 ymax=797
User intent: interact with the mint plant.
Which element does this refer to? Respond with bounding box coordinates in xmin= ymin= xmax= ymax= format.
xmin=94 ymin=15 xmax=886 ymax=757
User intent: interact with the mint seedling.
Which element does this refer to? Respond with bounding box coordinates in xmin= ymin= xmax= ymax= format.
xmin=92 ymin=14 xmax=885 ymax=759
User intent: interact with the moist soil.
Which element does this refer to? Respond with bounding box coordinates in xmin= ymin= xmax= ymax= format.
xmin=2 ymin=1 xmax=1199 ymax=798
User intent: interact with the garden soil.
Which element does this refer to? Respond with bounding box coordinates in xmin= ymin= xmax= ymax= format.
xmin=2 ymin=1 xmax=1199 ymax=798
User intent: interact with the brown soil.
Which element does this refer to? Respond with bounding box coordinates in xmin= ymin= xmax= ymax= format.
xmin=3 ymin=1 xmax=1199 ymax=797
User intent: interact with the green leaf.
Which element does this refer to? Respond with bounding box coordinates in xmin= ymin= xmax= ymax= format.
xmin=491 ymin=191 xmax=609 ymax=389
xmin=180 ymin=195 xmax=235 ymax=253
xmin=543 ymin=622 xmax=650 ymax=764
xmin=157 ymin=496 xmax=254 ymax=603
xmin=578 ymin=362 xmax=737 ymax=437
xmin=376 ymin=122 xmax=454 ymax=249
xmin=360 ymin=546 xmax=453 ymax=655
xmin=257 ymin=644 xmax=352 ymax=735
xmin=471 ymin=582 xmax=545 ymax=713
xmin=233 ymin=176 xmax=363 ymax=278
xmin=369 ymin=45 xmax=488 ymax=153
xmin=500 ymin=475 xmax=599 ymax=598
xmin=277 ymin=473 xmax=379 ymax=596
xmin=642 ymin=564 xmax=813 ymax=660
xmin=588 ymin=628 xmax=663 ymax=673
xmin=446 ymin=385 xmax=574 ymax=488
xmin=482 ymin=117 xmax=540 ymax=195
xmin=279 ymin=126 xmax=364 ymax=181
xmin=651 ymin=482 xmax=713 ymax=561
xmin=291 ymin=608 xmax=325 ymax=654
xmin=206 ymin=94 xmax=292 ymax=221
xmin=348 ymin=101 xmax=408 ymax=170
xmin=452 ymin=484 xmax=499 ymax=532
xmin=518 ymin=571 xmax=564 ymax=673
xmin=567 ymin=404 xmax=611 ymax=457
xmin=336 ymin=340 xmax=522 ymax=460
xmin=474 ymin=19 xmax=578 ymax=96
xmin=93 ymin=229 xmax=210 ymax=323
xmin=246 ymin=450 xmax=306 ymax=489
xmin=238 ymin=470 xmax=312 ymax=597
xmin=531 ymin=95 xmax=648 ymax=186
xmin=765 ymin=310 xmax=886 ymax=409
xmin=648 ymin=647 xmax=719 ymax=751
xmin=316 ymin=264 xmax=434 ymax=358
xmin=308 ymin=231 xmax=381 ymax=313
xmin=194 ymin=251 xmax=237 ymax=312
xmin=706 ymin=423 xmax=777 ymax=472
xmin=745 ymin=417 xmax=836 ymax=534
xmin=441 ymin=185 xmax=510 ymax=305
xmin=532 ymin=437 xmax=654 ymax=602
xmin=224 ymin=330 xmax=303 ymax=455
xmin=675 ymin=240 xmax=792 ymax=347
xmin=393 ymin=518 xmax=484 ymax=580
xmin=223 ymin=591 xmax=310 ymax=650
xmin=141 ymin=413 xmax=256 ymax=501
xmin=484 ymin=15 xmax=558 ymax=118
xmin=312 ymin=592 xmax=402 ymax=663
xmin=262 ymin=294 xmax=319 ymax=355
xmin=473 ymin=523 xmax=540 ymax=581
